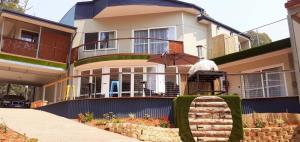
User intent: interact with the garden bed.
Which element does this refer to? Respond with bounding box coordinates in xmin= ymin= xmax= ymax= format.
xmin=75 ymin=112 xmax=180 ymax=142
xmin=0 ymin=123 xmax=38 ymax=142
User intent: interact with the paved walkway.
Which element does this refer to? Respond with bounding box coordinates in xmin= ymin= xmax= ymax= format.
xmin=0 ymin=108 xmax=140 ymax=142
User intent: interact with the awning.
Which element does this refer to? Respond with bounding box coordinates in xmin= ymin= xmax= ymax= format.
xmin=148 ymin=53 xmax=199 ymax=66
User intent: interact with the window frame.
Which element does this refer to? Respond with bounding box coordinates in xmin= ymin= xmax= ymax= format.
xmin=19 ymin=29 xmax=39 ymax=43
xmin=83 ymin=32 xmax=99 ymax=51
xmin=97 ymin=30 xmax=117 ymax=51
xmin=241 ymin=63 xmax=288 ymax=99
xmin=132 ymin=26 xmax=177 ymax=54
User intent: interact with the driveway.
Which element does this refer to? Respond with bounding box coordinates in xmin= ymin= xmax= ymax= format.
xmin=0 ymin=108 xmax=140 ymax=142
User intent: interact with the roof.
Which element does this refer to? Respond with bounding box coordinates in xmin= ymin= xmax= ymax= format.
xmin=198 ymin=15 xmax=250 ymax=39
xmin=0 ymin=9 xmax=77 ymax=30
xmin=74 ymin=0 xmax=205 ymax=19
xmin=213 ymin=38 xmax=291 ymax=65
xmin=285 ymin=0 xmax=300 ymax=9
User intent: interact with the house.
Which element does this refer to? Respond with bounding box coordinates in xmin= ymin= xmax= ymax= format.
xmin=58 ymin=0 xmax=251 ymax=100
xmin=0 ymin=9 xmax=76 ymax=102
xmin=213 ymin=38 xmax=298 ymax=99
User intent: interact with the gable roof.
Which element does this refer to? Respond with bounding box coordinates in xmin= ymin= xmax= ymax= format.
xmin=213 ymin=38 xmax=291 ymax=65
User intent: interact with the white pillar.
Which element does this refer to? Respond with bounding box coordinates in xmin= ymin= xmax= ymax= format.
xmin=54 ymin=83 xmax=57 ymax=103
xmin=130 ymin=67 xmax=135 ymax=97
xmin=102 ymin=67 xmax=110 ymax=98
xmin=42 ymin=86 xmax=46 ymax=103
xmin=143 ymin=67 xmax=147 ymax=97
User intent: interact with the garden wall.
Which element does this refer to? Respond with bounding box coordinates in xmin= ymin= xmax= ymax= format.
xmin=244 ymin=126 xmax=300 ymax=141
xmin=105 ymin=123 xmax=181 ymax=142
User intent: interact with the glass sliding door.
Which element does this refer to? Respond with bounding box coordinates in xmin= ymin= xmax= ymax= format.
xmin=121 ymin=68 xmax=131 ymax=97
xmin=110 ymin=68 xmax=120 ymax=97
xmin=134 ymin=67 xmax=144 ymax=97
xmin=80 ymin=71 xmax=90 ymax=96
xmin=149 ymin=28 xmax=168 ymax=54
xmin=99 ymin=31 xmax=116 ymax=49
xmin=134 ymin=30 xmax=148 ymax=54
xmin=92 ymin=69 xmax=102 ymax=98
xmin=133 ymin=27 xmax=175 ymax=54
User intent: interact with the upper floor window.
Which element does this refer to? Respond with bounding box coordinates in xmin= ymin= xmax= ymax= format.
xmin=134 ymin=27 xmax=176 ymax=54
xmin=100 ymin=31 xmax=116 ymax=49
xmin=84 ymin=31 xmax=116 ymax=51
xmin=84 ymin=33 xmax=98 ymax=50
xmin=20 ymin=30 xmax=39 ymax=43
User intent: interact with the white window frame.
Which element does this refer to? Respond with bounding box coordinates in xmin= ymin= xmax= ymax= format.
xmin=132 ymin=26 xmax=177 ymax=54
xmin=241 ymin=63 xmax=288 ymax=99
xmin=19 ymin=28 xmax=39 ymax=43
xmin=83 ymin=31 xmax=117 ymax=51
xmin=97 ymin=30 xmax=117 ymax=51
xmin=83 ymin=32 xmax=99 ymax=51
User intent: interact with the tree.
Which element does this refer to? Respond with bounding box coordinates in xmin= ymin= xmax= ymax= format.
xmin=246 ymin=30 xmax=272 ymax=47
xmin=0 ymin=0 xmax=29 ymax=13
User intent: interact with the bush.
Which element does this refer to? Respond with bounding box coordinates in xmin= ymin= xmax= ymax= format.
xmin=173 ymin=95 xmax=243 ymax=142
xmin=103 ymin=112 xmax=116 ymax=120
xmin=77 ymin=112 xmax=94 ymax=123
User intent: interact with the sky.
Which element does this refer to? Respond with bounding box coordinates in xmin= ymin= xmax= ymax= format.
xmin=26 ymin=0 xmax=289 ymax=41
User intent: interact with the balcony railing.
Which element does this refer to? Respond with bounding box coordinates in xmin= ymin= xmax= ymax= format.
xmin=1 ymin=36 xmax=68 ymax=63
xmin=71 ymin=38 xmax=184 ymax=63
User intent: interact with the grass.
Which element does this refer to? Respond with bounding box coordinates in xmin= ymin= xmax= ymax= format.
xmin=0 ymin=53 xmax=66 ymax=69
xmin=74 ymin=54 xmax=150 ymax=66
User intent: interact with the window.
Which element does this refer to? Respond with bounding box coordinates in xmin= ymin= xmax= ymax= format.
xmin=92 ymin=69 xmax=102 ymax=96
xmin=80 ymin=71 xmax=90 ymax=96
xmin=99 ymin=31 xmax=116 ymax=49
xmin=243 ymin=66 xmax=286 ymax=98
xmin=20 ymin=30 xmax=39 ymax=43
xmin=84 ymin=33 xmax=98 ymax=50
xmin=134 ymin=27 xmax=175 ymax=54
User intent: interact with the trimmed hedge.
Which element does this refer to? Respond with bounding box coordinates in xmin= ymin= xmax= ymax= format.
xmin=173 ymin=95 xmax=243 ymax=142
xmin=75 ymin=54 xmax=150 ymax=66
xmin=213 ymin=38 xmax=291 ymax=65
xmin=0 ymin=53 xmax=66 ymax=69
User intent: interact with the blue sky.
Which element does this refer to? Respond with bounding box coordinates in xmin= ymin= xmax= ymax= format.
xmin=26 ymin=0 xmax=289 ymax=41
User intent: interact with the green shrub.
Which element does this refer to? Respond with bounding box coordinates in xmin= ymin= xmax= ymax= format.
xmin=103 ymin=112 xmax=116 ymax=120
xmin=173 ymin=95 xmax=243 ymax=142
xmin=254 ymin=119 xmax=266 ymax=128
xmin=77 ymin=112 xmax=94 ymax=123
xmin=95 ymin=119 xmax=108 ymax=126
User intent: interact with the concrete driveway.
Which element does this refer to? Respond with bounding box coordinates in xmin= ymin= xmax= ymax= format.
xmin=0 ymin=108 xmax=140 ymax=142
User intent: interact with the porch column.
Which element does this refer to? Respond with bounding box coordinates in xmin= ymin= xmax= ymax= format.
xmin=0 ymin=18 xmax=5 ymax=52
xmin=102 ymin=67 xmax=110 ymax=98
xmin=42 ymin=86 xmax=46 ymax=103
xmin=130 ymin=67 xmax=134 ymax=97
xmin=54 ymin=83 xmax=57 ymax=103
xmin=36 ymin=26 xmax=42 ymax=58
xmin=143 ymin=67 xmax=147 ymax=97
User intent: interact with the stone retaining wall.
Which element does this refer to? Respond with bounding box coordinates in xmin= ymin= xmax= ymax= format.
xmin=244 ymin=126 xmax=300 ymax=142
xmin=105 ymin=123 xmax=182 ymax=142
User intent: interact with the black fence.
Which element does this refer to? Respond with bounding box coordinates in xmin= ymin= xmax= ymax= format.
xmin=39 ymin=97 xmax=175 ymax=122
xmin=39 ymin=96 xmax=300 ymax=122
xmin=242 ymin=96 xmax=300 ymax=114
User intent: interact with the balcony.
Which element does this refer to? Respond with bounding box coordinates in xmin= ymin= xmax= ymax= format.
xmin=1 ymin=36 xmax=68 ymax=63
xmin=71 ymin=38 xmax=184 ymax=63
